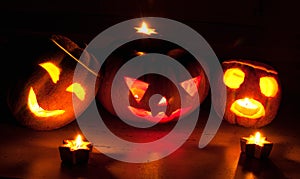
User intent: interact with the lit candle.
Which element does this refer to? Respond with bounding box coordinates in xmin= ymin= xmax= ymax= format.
xmin=240 ymin=132 xmax=273 ymax=159
xmin=230 ymin=97 xmax=265 ymax=119
xmin=236 ymin=98 xmax=259 ymax=114
xmin=59 ymin=134 xmax=93 ymax=165
xmin=134 ymin=21 xmax=158 ymax=35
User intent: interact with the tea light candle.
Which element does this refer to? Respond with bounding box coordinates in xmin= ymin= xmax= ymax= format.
xmin=240 ymin=131 xmax=273 ymax=159
xmin=59 ymin=134 xmax=93 ymax=164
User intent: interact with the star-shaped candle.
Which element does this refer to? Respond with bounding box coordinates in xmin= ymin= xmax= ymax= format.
xmin=240 ymin=132 xmax=273 ymax=159
xmin=59 ymin=134 xmax=93 ymax=164
xmin=134 ymin=21 xmax=158 ymax=35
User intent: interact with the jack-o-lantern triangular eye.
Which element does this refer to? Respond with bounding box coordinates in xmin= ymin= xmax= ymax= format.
xmin=180 ymin=76 xmax=201 ymax=96
xmin=223 ymin=68 xmax=245 ymax=89
xmin=124 ymin=76 xmax=149 ymax=103
xmin=259 ymin=76 xmax=278 ymax=97
xmin=39 ymin=62 xmax=61 ymax=84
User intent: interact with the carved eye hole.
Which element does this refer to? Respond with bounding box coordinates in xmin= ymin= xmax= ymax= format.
xmin=66 ymin=83 xmax=86 ymax=101
xmin=259 ymin=76 xmax=278 ymax=97
xmin=39 ymin=62 xmax=86 ymax=101
xmin=124 ymin=76 xmax=149 ymax=103
xmin=39 ymin=62 xmax=61 ymax=84
xmin=180 ymin=76 xmax=201 ymax=96
xmin=223 ymin=68 xmax=245 ymax=89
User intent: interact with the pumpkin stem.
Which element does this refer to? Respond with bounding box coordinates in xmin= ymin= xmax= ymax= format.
xmin=51 ymin=38 xmax=100 ymax=78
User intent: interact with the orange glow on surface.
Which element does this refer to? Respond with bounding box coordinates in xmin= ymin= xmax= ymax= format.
xmin=180 ymin=76 xmax=201 ymax=96
xmin=39 ymin=62 xmax=61 ymax=84
xmin=64 ymin=134 xmax=90 ymax=151
xmin=66 ymin=83 xmax=86 ymax=101
xmin=125 ymin=77 xmax=149 ymax=103
xmin=230 ymin=98 xmax=265 ymax=119
xmin=28 ymin=87 xmax=65 ymax=117
xmin=244 ymin=132 xmax=271 ymax=147
xmin=135 ymin=22 xmax=158 ymax=35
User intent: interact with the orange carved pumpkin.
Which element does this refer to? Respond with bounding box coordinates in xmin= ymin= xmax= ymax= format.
xmin=6 ymin=35 xmax=99 ymax=130
xmin=96 ymin=39 xmax=209 ymax=123
xmin=220 ymin=59 xmax=281 ymax=128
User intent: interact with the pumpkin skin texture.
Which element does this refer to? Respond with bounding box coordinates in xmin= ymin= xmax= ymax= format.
xmin=220 ymin=59 xmax=281 ymax=128
xmin=96 ymin=39 xmax=209 ymax=123
xmin=6 ymin=35 xmax=99 ymax=130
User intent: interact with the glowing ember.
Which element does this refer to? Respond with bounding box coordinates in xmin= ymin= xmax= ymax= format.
xmin=135 ymin=22 xmax=158 ymax=35
xmin=244 ymin=132 xmax=270 ymax=147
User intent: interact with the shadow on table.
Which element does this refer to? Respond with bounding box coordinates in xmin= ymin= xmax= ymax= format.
xmin=60 ymin=152 xmax=116 ymax=179
xmin=234 ymin=152 xmax=287 ymax=179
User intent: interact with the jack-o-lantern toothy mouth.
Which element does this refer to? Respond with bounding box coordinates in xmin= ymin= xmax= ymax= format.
xmin=128 ymin=106 xmax=192 ymax=123
xmin=230 ymin=98 xmax=265 ymax=119
xmin=28 ymin=87 xmax=65 ymax=117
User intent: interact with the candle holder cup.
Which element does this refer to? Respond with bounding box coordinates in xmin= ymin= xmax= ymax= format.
xmin=59 ymin=138 xmax=93 ymax=165
xmin=240 ymin=137 xmax=273 ymax=159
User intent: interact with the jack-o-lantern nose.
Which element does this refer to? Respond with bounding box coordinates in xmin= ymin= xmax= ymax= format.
xmin=230 ymin=98 xmax=265 ymax=119
xmin=149 ymin=94 xmax=167 ymax=117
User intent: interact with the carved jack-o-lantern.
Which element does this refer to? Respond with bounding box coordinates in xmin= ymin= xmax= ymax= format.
xmin=96 ymin=39 xmax=209 ymax=123
xmin=221 ymin=59 xmax=281 ymax=128
xmin=7 ymin=35 xmax=99 ymax=130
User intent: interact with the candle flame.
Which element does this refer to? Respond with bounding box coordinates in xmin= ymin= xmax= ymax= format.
xmin=237 ymin=98 xmax=257 ymax=109
xmin=64 ymin=134 xmax=91 ymax=151
xmin=136 ymin=51 xmax=145 ymax=56
xmin=135 ymin=22 xmax=158 ymax=35
xmin=75 ymin=134 xmax=83 ymax=148
xmin=230 ymin=97 xmax=265 ymax=119
xmin=246 ymin=132 xmax=270 ymax=147
xmin=254 ymin=132 xmax=261 ymax=144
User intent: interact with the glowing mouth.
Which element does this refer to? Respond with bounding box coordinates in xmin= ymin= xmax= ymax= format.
xmin=230 ymin=98 xmax=265 ymax=119
xmin=28 ymin=87 xmax=65 ymax=117
xmin=128 ymin=106 xmax=192 ymax=123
